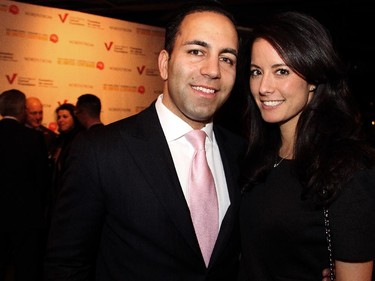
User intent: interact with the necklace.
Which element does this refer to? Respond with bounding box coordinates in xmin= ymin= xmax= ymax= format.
xmin=273 ymin=153 xmax=290 ymax=168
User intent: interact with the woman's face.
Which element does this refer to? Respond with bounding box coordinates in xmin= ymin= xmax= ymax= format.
xmin=249 ymin=38 xmax=315 ymax=132
xmin=57 ymin=109 xmax=75 ymax=133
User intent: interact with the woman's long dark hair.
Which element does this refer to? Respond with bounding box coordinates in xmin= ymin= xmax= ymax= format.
xmin=242 ymin=11 xmax=375 ymax=205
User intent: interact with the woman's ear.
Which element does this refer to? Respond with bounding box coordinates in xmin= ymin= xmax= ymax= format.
xmin=158 ymin=50 xmax=169 ymax=81
xmin=309 ymin=85 xmax=316 ymax=92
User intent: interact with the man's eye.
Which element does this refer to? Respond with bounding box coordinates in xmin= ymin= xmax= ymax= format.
xmin=188 ymin=49 xmax=203 ymax=56
xmin=220 ymin=57 xmax=235 ymax=66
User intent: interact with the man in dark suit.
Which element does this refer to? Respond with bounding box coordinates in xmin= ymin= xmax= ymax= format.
xmin=74 ymin=93 xmax=104 ymax=130
xmin=25 ymin=96 xmax=57 ymax=157
xmin=0 ymin=89 xmax=49 ymax=281
xmin=44 ymin=1 xmax=245 ymax=280
xmin=25 ymin=96 xmax=57 ymax=219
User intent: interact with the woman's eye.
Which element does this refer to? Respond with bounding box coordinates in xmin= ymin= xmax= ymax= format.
xmin=276 ymin=68 xmax=289 ymax=75
xmin=250 ymin=69 xmax=261 ymax=77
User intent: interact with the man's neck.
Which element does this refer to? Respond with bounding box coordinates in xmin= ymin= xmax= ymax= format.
xmin=87 ymin=121 xmax=102 ymax=129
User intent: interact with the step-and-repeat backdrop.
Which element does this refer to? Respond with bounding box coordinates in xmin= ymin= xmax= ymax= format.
xmin=0 ymin=0 xmax=165 ymax=131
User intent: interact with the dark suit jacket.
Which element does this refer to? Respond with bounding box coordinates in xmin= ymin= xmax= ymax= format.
xmin=38 ymin=124 xmax=57 ymax=155
xmin=0 ymin=118 xmax=49 ymax=230
xmin=45 ymin=104 xmax=246 ymax=281
xmin=87 ymin=122 xmax=104 ymax=130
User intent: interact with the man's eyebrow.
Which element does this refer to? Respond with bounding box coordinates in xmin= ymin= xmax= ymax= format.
xmin=183 ymin=40 xmax=238 ymax=58
xmin=222 ymin=48 xmax=238 ymax=58
xmin=183 ymin=40 xmax=208 ymax=47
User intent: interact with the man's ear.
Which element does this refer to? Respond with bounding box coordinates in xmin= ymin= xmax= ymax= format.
xmin=158 ymin=50 xmax=169 ymax=81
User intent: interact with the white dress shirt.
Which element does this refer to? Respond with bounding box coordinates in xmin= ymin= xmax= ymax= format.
xmin=155 ymin=95 xmax=230 ymax=227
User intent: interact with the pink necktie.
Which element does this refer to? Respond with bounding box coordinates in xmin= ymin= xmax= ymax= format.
xmin=185 ymin=130 xmax=219 ymax=267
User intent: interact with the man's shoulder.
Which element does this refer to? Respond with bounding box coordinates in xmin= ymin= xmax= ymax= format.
xmin=214 ymin=124 xmax=246 ymax=142
xmin=1 ymin=118 xmax=28 ymax=132
xmin=106 ymin=103 xmax=157 ymax=129
xmin=214 ymin=124 xmax=247 ymax=155
xmin=1 ymin=119 xmax=43 ymax=142
xmin=77 ymin=105 xmax=158 ymax=146
xmin=39 ymin=125 xmax=57 ymax=136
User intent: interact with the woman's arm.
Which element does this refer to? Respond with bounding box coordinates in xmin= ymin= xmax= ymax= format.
xmin=335 ymin=260 xmax=373 ymax=281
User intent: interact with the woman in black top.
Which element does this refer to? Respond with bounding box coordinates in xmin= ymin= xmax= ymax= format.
xmin=239 ymin=11 xmax=375 ymax=280
xmin=49 ymin=103 xmax=83 ymax=216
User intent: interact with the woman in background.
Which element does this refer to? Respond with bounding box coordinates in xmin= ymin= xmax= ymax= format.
xmin=239 ymin=11 xmax=375 ymax=281
xmin=49 ymin=103 xmax=83 ymax=217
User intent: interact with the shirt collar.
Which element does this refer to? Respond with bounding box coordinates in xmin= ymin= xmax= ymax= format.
xmin=2 ymin=116 xmax=19 ymax=122
xmin=155 ymin=94 xmax=213 ymax=142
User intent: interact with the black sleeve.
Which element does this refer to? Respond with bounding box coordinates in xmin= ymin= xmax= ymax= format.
xmin=330 ymin=167 xmax=375 ymax=262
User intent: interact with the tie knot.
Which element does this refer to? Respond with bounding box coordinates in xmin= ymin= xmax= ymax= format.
xmin=185 ymin=130 xmax=206 ymax=150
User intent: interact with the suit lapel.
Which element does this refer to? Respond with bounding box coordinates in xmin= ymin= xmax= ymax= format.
xmin=209 ymin=126 xmax=242 ymax=265
xmin=118 ymin=105 xmax=201 ymax=256
xmin=117 ymin=105 xmax=243 ymax=266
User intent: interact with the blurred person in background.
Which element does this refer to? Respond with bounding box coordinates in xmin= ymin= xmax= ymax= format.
xmin=25 ymin=97 xmax=57 ymax=158
xmin=48 ymin=103 xmax=83 ymax=222
xmin=0 ymin=89 xmax=49 ymax=281
xmin=25 ymin=97 xmax=57 ymax=230
xmin=75 ymin=93 xmax=104 ymax=130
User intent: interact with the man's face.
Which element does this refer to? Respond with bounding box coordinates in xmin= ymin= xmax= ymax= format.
xmin=26 ymin=99 xmax=43 ymax=128
xmin=74 ymin=106 xmax=84 ymax=126
xmin=158 ymin=11 xmax=238 ymax=129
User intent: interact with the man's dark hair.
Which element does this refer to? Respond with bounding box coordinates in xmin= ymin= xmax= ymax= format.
xmin=0 ymin=89 xmax=26 ymax=117
xmin=76 ymin=93 xmax=101 ymax=118
xmin=164 ymin=0 xmax=237 ymax=55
